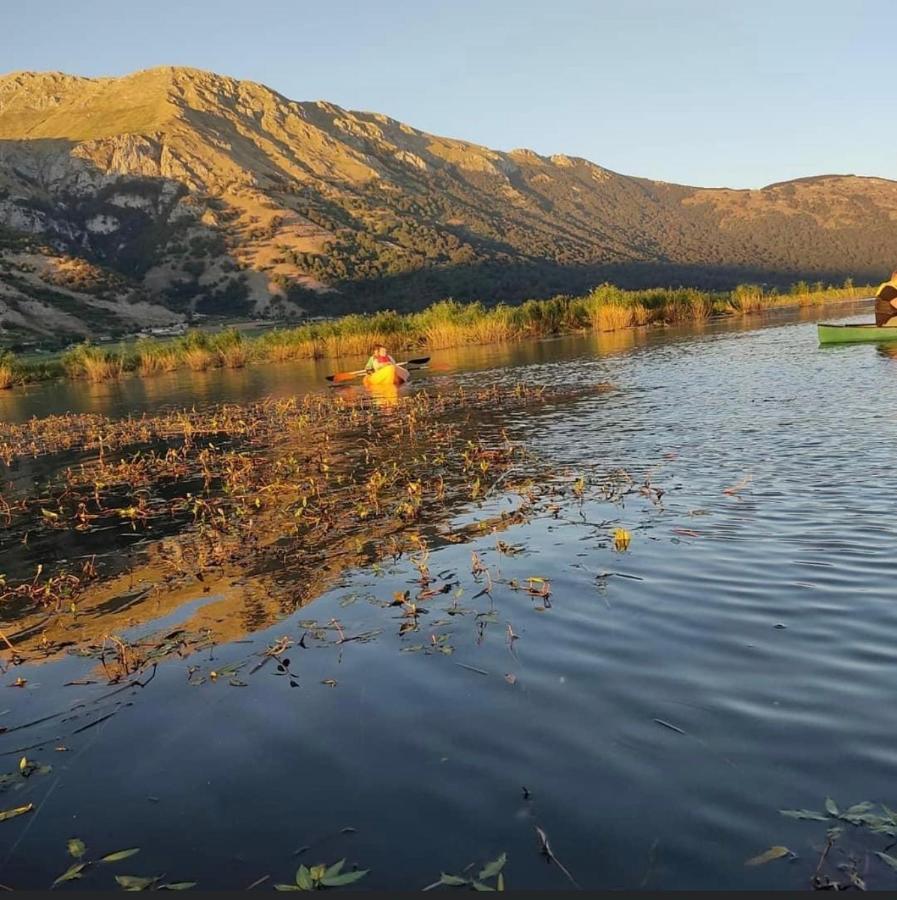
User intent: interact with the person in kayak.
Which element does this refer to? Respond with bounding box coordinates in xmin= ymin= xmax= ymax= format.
xmin=365 ymin=344 xmax=395 ymax=372
xmin=875 ymin=271 xmax=897 ymax=326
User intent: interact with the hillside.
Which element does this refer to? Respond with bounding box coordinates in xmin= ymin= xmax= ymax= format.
xmin=0 ymin=66 xmax=895 ymax=331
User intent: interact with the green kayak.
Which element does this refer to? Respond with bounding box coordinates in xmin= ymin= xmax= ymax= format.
xmin=818 ymin=323 xmax=897 ymax=344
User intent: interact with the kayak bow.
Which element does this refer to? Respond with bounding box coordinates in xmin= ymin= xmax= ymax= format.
xmin=818 ymin=323 xmax=897 ymax=344
xmin=362 ymin=363 xmax=410 ymax=388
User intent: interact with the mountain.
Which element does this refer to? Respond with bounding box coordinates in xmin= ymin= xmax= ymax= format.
xmin=0 ymin=65 xmax=895 ymax=335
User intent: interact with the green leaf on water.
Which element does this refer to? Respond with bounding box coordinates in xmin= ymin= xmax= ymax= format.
xmin=497 ymin=872 xmax=504 ymax=892
xmin=845 ymin=802 xmax=875 ymax=816
xmin=114 ymin=874 xmax=157 ymax=891
xmin=158 ymin=884 xmax=197 ymax=891
xmin=67 ymin=838 xmax=86 ymax=859
xmin=876 ymin=851 xmax=897 ymax=872
xmin=825 ymin=798 xmax=839 ymax=816
xmin=780 ymin=809 xmax=828 ymax=822
xmin=295 ymin=865 xmax=314 ymax=890
xmin=472 ymin=882 xmax=495 ymax=891
xmin=274 ymin=886 xmax=303 ymax=892
xmin=320 ymin=869 xmax=368 ymax=887
xmin=322 ymin=859 xmax=345 ymax=880
xmin=101 ymin=848 xmax=140 ymax=863
xmin=438 ymin=873 xmax=468 ymax=886
xmin=53 ymin=862 xmax=87 ymax=886
xmin=745 ymin=846 xmax=790 ymax=867
xmin=478 ymin=853 xmax=507 ymax=880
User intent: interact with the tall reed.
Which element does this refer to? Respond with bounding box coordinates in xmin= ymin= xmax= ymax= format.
xmin=62 ymin=344 xmax=124 ymax=382
xmin=0 ymin=351 xmax=16 ymax=390
xmin=13 ymin=280 xmax=870 ymax=389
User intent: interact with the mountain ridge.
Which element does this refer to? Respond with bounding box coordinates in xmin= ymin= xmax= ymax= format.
xmin=0 ymin=65 xmax=895 ymax=336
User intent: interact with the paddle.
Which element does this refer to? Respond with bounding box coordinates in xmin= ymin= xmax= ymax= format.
xmin=326 ymin=356 xmax=431 ymax=383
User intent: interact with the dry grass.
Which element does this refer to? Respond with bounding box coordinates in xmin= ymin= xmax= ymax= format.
xmin=590 ymin=302 xmax=634 ymax=332
xmin=62 ymin=345 xmax=123 ymax=382
xmin=183 ymin=347 xmax=215 ymax=371
xmin=137 ymin=346 xmax=181 ymax=375
xmin=0 ymin=364 xmax=15 ymax=390
xmin=217 ymin=343 xmax=248 ymax=369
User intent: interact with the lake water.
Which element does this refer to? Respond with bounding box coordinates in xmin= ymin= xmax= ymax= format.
xmin=2 ymin=300 xmax=896 ymax=891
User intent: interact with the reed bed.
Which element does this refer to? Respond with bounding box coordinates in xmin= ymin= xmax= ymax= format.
xmin=0 ymin=351 xmax=18 ymax=389
xmin=61 ymin=344 xmax=125 ymax=382
xmin=5 ymin=280 xmax=870 ymax=387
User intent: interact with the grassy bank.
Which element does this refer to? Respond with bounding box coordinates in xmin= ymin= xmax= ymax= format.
xmin=0 ymin=280 xmax=870 ymax=387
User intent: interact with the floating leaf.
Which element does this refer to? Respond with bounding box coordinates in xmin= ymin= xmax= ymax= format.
xmin=0 ymin=802 xmax=33 ymax=822
xmin=295 ymin=866 xmax=314 ymax=890
xmin=53 ymin=862 xmax=87 ymax=886
xmin=479 ymin=854 xmax=507 ymax=880
xmin=845 ymin=802 xmax=875 ymax=816
xmin=877 ymin=851 xmax=897 ymax=872
xmin=101 ymin=848 xmax=140 ymax=863
xmin=745 ymin=846 xmax=790 ymax=867
xmin=158 ymin=884 xmax=197 ymax=891
xmin=274 ymin=886 xmax=302 ymax=892
xmin=472 ymin=882 xmax=495 ymax=892
xmin=779 ymin=809 xmax=828 ymax=822
xmin=114 ymin=874 xmax=157 ymax=891
xmin=68 ymin=838 xmax=87 ymax=859
xmin=321 ymin=869 xmax=368 ymax=887
xmin=322 ymin=860 xmax=345 ymax=880
xmin=825 ymin=797 xmax=839 ymax=817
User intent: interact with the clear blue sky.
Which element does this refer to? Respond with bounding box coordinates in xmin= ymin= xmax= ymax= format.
xmin=5 ymin=0 xmax=895 ymax=188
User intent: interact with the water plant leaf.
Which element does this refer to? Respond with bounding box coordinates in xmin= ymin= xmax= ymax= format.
xmin=745 ymin=846 xmax=790 ymax=866
xmin=824 ymin=798 xmax=839 ymax=816
xmin=101 ymin=848 xmax=140 ymax=863
xmin=67 ymin=838 xmax=86 ymax=859
xmin=842 ymin=802 xmax=875 ymax=820
xmin=294 ymin=865 xmax=314 ymax=890
xmin=497 ymin=873 xmax=504 ymax=892
xmin=158 ymin=884 xmax=197 ymax=891
xmin=438 ymin=873 xmax=468 ymax=886
xmin=114 ymin=874 xmax=157 ymax=890
xmin=53 ymin=862 xmax=88 ymax=885
xmin=274 ymin=886 xmax=303 ymax=892
xmin=876 ymin=851 xmax=897 ymax=872
xmin=320 ymin=869 xmax=368 ymax=887
xmin=478 ymin=853 xmax=507 ymax=880
xmin=472 ymin=882 xmax=495 ymax=891
xmin=779 ymin=809 xmax=828 ymax=821
xmin=0 ymin=802 xmax=33 ymax=822
xmin=322 ymin=860 xmax=345 ymax=880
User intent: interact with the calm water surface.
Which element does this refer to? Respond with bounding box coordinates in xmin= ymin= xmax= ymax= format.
xmin=1 ymin=301 xmax=896 ymax=891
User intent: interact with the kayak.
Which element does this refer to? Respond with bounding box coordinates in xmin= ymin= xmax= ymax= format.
xmin=818 ymin=323 xmax=897 ymax=344
xmin=362 ymin=363 xmax=410 ymax=388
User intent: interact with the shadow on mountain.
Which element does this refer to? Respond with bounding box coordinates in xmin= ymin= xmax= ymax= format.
xmin=295 ymin=259 xmax=876 ymax=315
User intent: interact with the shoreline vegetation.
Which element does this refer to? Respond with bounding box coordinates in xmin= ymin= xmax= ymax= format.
xmin=0 ymin=280 xmax=870 ymax=388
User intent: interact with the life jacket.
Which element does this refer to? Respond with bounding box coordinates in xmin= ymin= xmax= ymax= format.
xmin=374 ymin=354 xmax=392 ymax=364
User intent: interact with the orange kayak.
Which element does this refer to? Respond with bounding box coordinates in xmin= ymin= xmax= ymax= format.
xmin=363 ymin=363 xmax=410 ymax=388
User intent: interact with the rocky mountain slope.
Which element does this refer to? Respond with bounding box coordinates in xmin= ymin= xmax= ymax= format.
xmin=0 ymin=66 xmax=895 ymax=332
